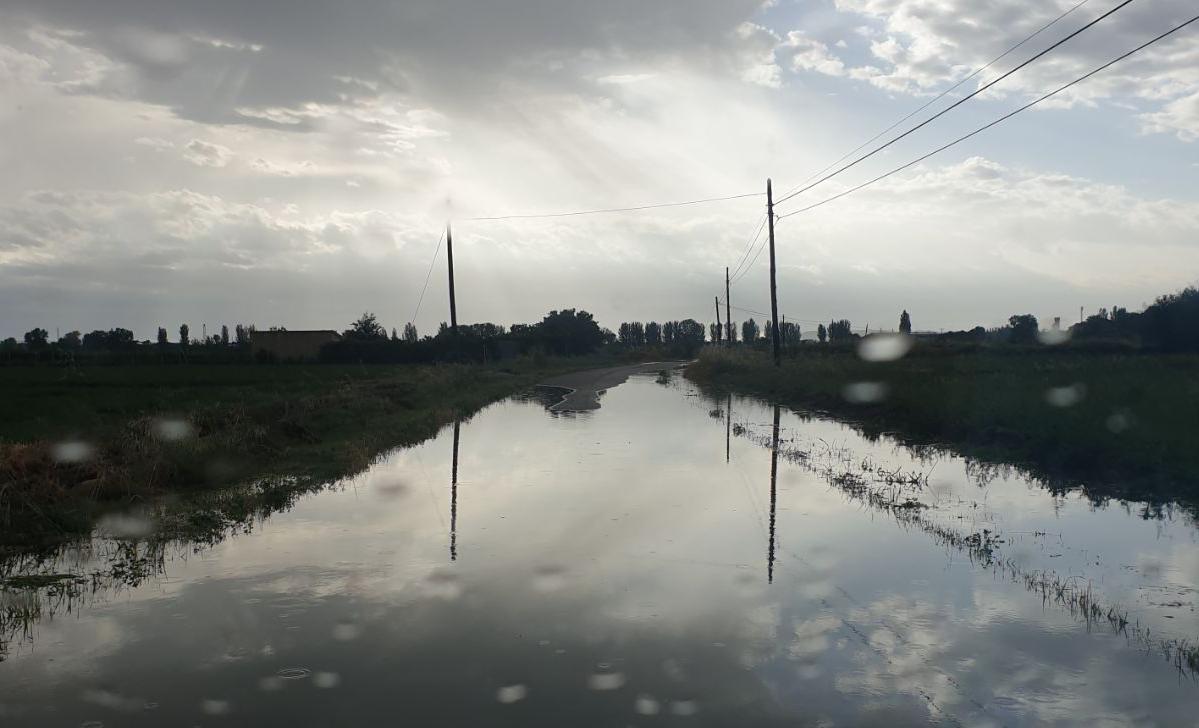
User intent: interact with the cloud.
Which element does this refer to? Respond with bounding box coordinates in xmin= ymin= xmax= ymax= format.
xmin=782 ymin=31 xmax=847 ymax=77
xmin=182 ymin=139 xmax=233 ymax=167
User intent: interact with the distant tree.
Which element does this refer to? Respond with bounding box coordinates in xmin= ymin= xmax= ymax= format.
xmin=828 ymin=320 xmax=853 ymax=342
xmin=391 ymin=327 xmax=398 ymax=341
xmin=403 ymin=322 xmax=419 ymax=342
xmin=59 ymin=330 xmax=82 ymax=350
xmin=726 ymin=321 xmax=737 ymax=343
xmin=108 ymin=328 xmax=135 ymax=349
xmin=157 ymin=327 xmax=168 ymax=347
xmin=645 ymin=321 xmax=662 ymax=345
xmin=23 ymin=328 xmax=48 ymax=350
xmin=741 ymin=318 xmax=759 ymax=343
xmin=179 ymin=324 xmax=190 ymax=346
xmin=221 ymin=325 xmax=230 ymax=346
xmin=817 ymin=323 xmax=827 ymax=343
xmin=899 ymin=310 xmax=912 ymax=334
xmin=0 ymin=337 xmax=17 ymax=353
xmin=438 ymin=322 xmax=449 ymax=336
xmin=1007 ymin=314 xmax=1039 ymax=344
xmin=347 ymin=312 xmax=387 ymax=341
xmin=709 ymin=323 xmax=720 ymax=342
xmin=534 ymin=309 xmax=605 ymax=355
xmin=781 ymin=321 xmax=801 ymax=347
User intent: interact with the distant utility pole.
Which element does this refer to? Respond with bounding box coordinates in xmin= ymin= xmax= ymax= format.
xmin=725 ymin=267 xmax=732 ymax=345
xmin=766 ymin=179 xmax=781 ymax=366
xmin=714 ymin=296 xmax=723 ymax=343
xmin=446 ymin=222 xmax=458 ymax=335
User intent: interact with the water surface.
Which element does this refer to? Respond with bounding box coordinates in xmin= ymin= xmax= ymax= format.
xmin=2 ymin=373 xmax=1197 ymax=726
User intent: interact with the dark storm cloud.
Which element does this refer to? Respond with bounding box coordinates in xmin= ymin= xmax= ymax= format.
xmin=3 ymin=0 xmax=767 ymax=124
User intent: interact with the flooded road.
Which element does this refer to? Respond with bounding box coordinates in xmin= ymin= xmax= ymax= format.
xmin=2 ymin=371 xmax=1198 ymax=726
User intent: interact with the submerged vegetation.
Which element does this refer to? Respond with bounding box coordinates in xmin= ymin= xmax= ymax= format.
xmin=687 ymin=345 xmax=1199 ymax=509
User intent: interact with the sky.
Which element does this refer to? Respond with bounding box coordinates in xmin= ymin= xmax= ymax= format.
xmin=1 ymin=0 xmax=1197 ymax=339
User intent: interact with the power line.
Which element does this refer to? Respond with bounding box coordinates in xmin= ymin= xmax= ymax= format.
xmin=776 ymin=11 xmax=1199 ymax=221
xmin=410 ymin=230 xmax=444 ymax=325
xmin=465 ymin=191 xmax=762 ymax=221
xmin=773 ymin=0 xmax=1135 ymax=208
xmin=776 ymin=0 xmax=1092 ymax=202
xmin=730 ymin=232 xmax=770 ymax=285
xmin=729 ymin=214 xmax=768 ymax=281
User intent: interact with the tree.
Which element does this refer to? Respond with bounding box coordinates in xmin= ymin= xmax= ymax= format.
xmin=1007 ymin=314 xmax=1038 ymax=344
xmin=157 ymin=327 xmax=168 ymax=347
xmin=709 ymin=323 xmax=720 ymax=342
xmin=817 ymin=323 xmax=827 ymax=343
xmin=403 ymin=322 xmax=419 ymax=342
xmin=828 ymin=320 xmax=853 ymax=342
xmin=390 ymin=327 xmax=398 ymax=341
xmin=534 ymin=309 xmax=605 ymax=355
xmin=645 ymin=322 xmax=662 ymax=346
xmin=347 ymin=312 xmax=387 ymax=341
xmin=179 ymin=324 xmax=190 ymax=346
xmin=781 ymin=321 xmax=801 ymax=347
xmin=221 ymin=325 xmax=230 ymax=346
xmin=741 ymin=318 xmax=759 ymax=343
xmin=59 ymin=330 xmax=82 ymax=349
xmin=899 ymin=310 xmax=912 ymax=334
xmin=23 ymin=328 xmax=48 ymax=350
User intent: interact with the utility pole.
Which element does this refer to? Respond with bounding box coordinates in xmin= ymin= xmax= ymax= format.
xmin=446 ymin=222 xmax=458 ymax=335
xmin=766 ymin=179 xmax=781 ymax=366
xmin=725 ymin=267 xmax=732 ymax=345
xmin=714 ymin=296 xmax=722 ymax=343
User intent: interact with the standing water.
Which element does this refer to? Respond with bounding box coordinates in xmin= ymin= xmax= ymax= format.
xmin=2 ymin=371 xmax=1197 ymax=726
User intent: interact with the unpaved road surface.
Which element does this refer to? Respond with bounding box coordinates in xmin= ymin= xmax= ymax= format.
xmin=538 ymin=362 xmax=685 ymax=411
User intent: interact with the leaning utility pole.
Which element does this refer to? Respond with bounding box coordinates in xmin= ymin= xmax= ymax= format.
xmin=446 ymin=222 xmax=458 ymax=335
xmin=714 ymin=296 xmax=723 ymax=343
xmin=766 ymin=179 xmax=781 ymax=366
xmin=725 ymin=267 xmax=732 ymax=345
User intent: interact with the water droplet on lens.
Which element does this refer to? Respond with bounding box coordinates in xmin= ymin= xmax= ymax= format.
xmin=1106 ymin=412 xmax=1131 ymax=433
xmin=496 ymin=684 xmax=528 ymax=704
xmin=425 ymin=569 xmax=463 ymax=599
xmin=152 ymin=418 xmax=194 ymax=441
xmin=1037 ymin=328 xmax=1071 ymax=346
xmin=258 ymin=677 xmax=284 ymax=692
xmin=635 ymin=695 xmax=661 ymax=715
xmin=332 ymin=622 xmax=361 ymax=641
xmin=375 ymin=479 xmax=410 ymax=500
xmin=95 ymin=513 xmax=155 ymax=539
xmin=201 ymin=699 xmax=231 ymax=715
xmin=857 ymin=333 xmax=912 ymax=362
xmin=314 ymin=672 xmax=340 ymax=689
xmin=52 ymin=440 xmax=94 ymax=464
xmin=80 ymin=721 xmax=104 ymax=728
xmin=1045 ymin=384 xmax=1085 ymax=408
xmin=587 ymin=672 xmax=626 ymax=691
xmin=843 ymin=382 xmax=888 ymax=404
xmin=532 ymin=564 xmax=568 ymax=592
xmin=670 ymin=700 xmax=699 ymax=716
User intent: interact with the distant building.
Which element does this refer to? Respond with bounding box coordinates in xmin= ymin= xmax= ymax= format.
xmin=250 ymin=330 xmax=341 ymax=361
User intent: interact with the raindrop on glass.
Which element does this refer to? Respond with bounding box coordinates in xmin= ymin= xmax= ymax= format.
xmin=843 ymin=382 xmax=888 ymax=404
xmin=587 ymin=672 xmax=626 ymax=691
xmin=314 ymin=672 xmax=340 ymax=689
xmin=857 ymin=333 xmax=913 ymax=362
xmin=1045 ymin=384 xmax=1085 ymax=408
xmin=152 ymin=418 xmax=194 ymax=441
xmin=496 ymin=684 xmax=528 ymax=704
xmin=52 ymin=440 xmax=94 ymax=464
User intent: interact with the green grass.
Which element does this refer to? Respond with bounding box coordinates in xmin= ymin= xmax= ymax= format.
xmin=686 ymin=344 xmax=1199 ymax=507
xmin=0 ymin=355 xmax=615 ymax=541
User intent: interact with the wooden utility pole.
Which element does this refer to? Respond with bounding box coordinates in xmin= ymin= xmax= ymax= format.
xmin=450 ymin=420 xmax=460 ymax=561
xmin=714 ymin=296 xmax=723 ymax=343
xmin=446 ymin=222 xmax=458 ymax=335
xmin=766 ymin=179 xmax=781 ymax=366
xmin=725 ymin=267 xmax=732 ymax=345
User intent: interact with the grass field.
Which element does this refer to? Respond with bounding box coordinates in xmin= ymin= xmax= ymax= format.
xmin=0 ymin=355 xmax=613 ymax=541
xmin=686 ymin=344 xmax=1199 ymax=509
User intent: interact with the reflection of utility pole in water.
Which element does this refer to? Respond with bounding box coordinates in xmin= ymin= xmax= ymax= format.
xmin=450 ymin=420 xmax=460 ymax=561
xmin=725 ymin=393 xmax=732 ymax=463
xmin=768 ymin=405 xmax=780 ymax=584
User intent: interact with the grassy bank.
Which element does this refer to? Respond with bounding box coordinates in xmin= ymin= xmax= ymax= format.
xmin=0 ymin=355 xmax=611 ymax=542
xmin=686 ymin=345 xmax=1199 ymax=507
